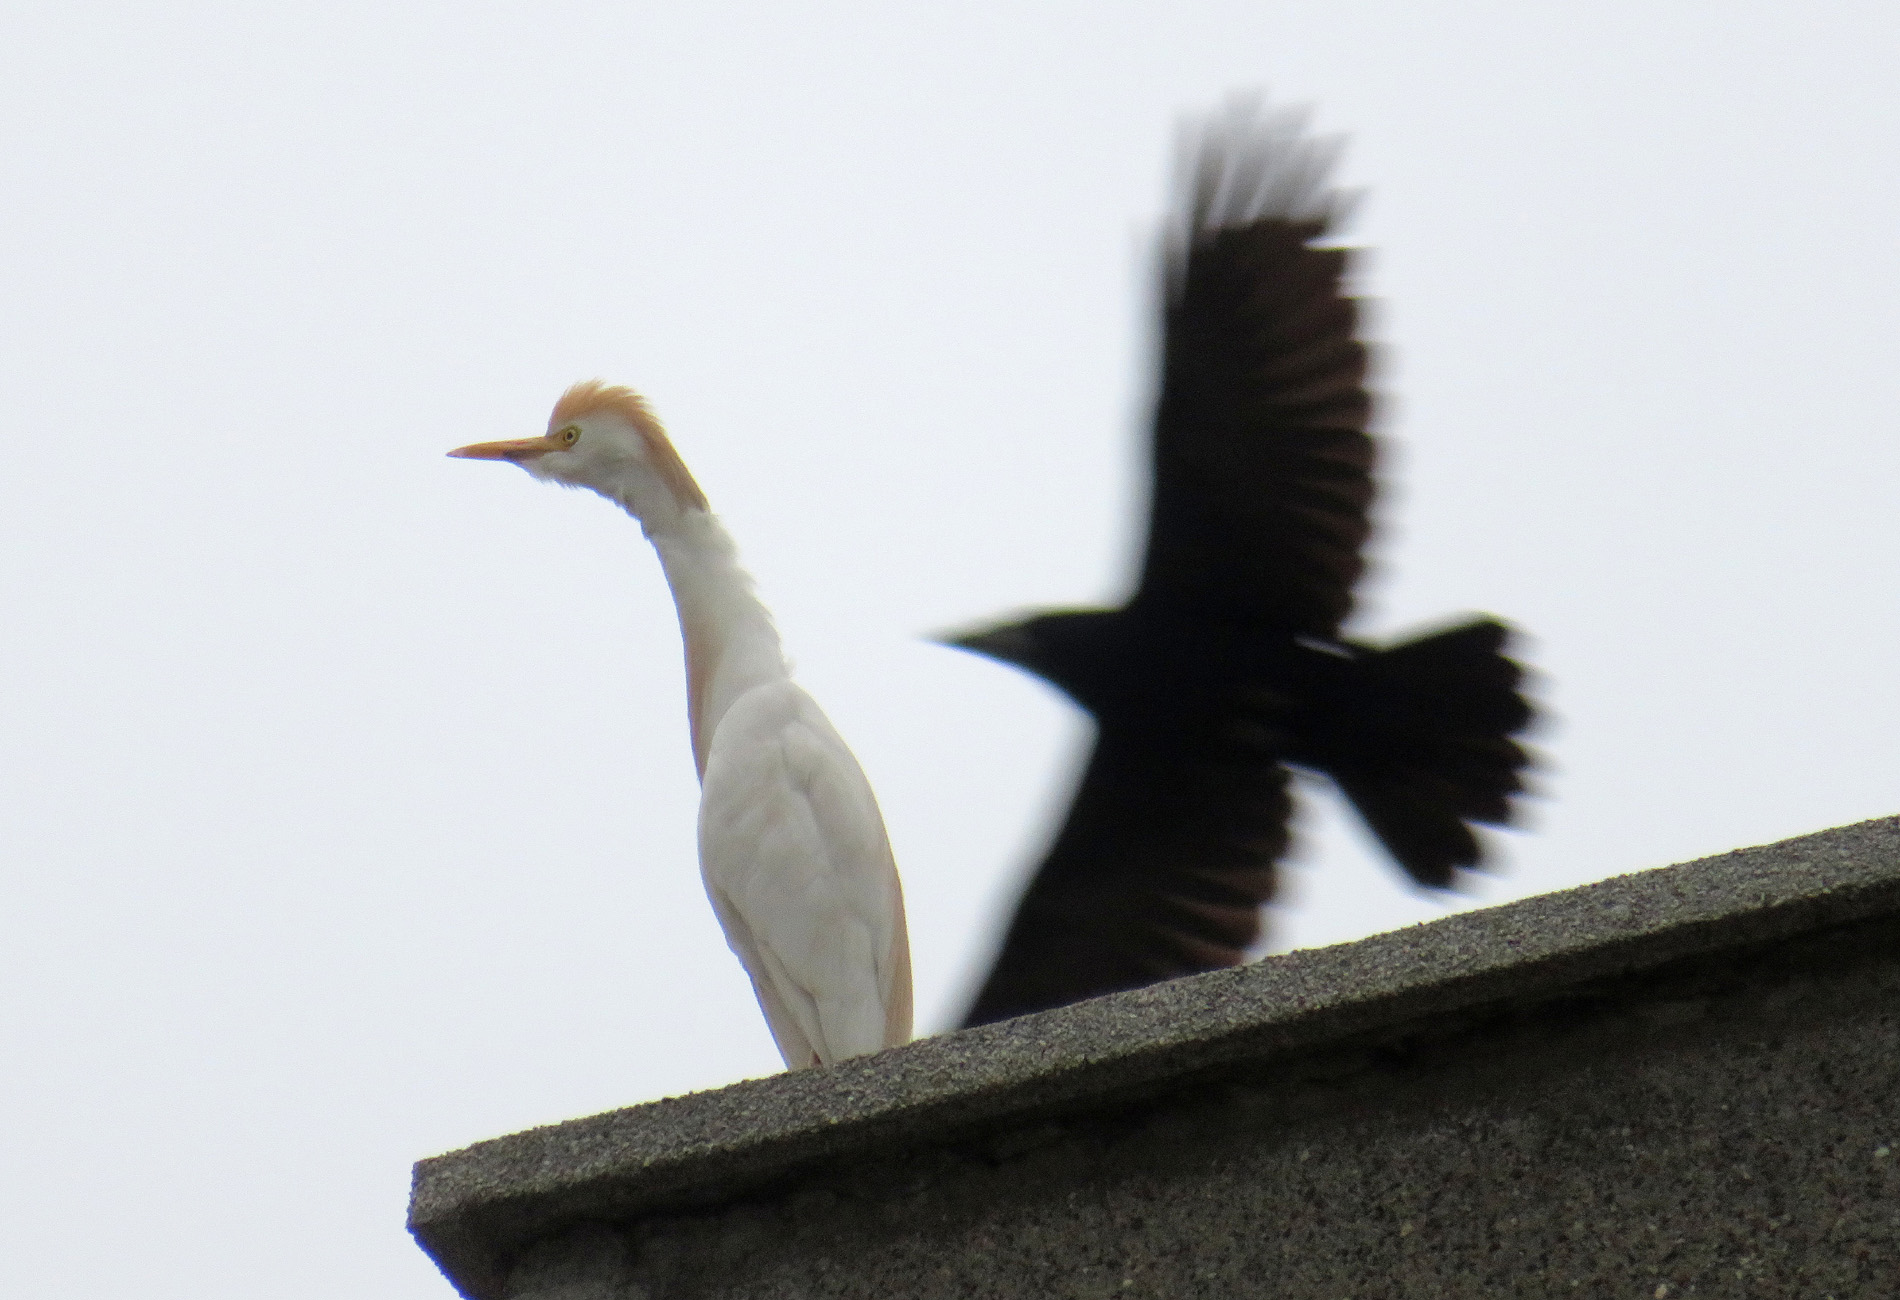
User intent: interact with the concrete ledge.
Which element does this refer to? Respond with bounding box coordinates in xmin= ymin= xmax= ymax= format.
xmin=409 ymin=816 xmax=1900 ymax=1298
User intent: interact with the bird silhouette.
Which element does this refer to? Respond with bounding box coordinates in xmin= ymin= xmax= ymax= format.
xmin=452 ymin=383 xmax=911 ymax=1068
xmin=948 ymin=101 xmax=1533 ymax=1028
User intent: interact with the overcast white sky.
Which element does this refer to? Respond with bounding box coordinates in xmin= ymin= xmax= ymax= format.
xmin=4 ymin=3 xmax=1899 ymax=1296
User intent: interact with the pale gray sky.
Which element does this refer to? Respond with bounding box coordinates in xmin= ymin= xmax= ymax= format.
xmin=4 ymin=3 xmax=1899 ymax=1295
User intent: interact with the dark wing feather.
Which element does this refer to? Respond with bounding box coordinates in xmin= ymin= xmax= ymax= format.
xmin=962 ymin=733 xmax=1289 ymax=1027
xmin=960 ymin=106 xmax=1384 ymax=1028
xmin=1137 ymin=103 xmax=1375 ymax=635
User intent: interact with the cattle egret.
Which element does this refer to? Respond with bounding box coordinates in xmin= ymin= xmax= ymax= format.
xmin=451 ymin=382 xmax=911 ymax=1069
xmin=948 ymin=101 xmax=1534 ymax=1027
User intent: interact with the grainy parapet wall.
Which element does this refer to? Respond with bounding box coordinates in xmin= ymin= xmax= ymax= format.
xmin=411 ymin=818 xmax=1900 ymax=1298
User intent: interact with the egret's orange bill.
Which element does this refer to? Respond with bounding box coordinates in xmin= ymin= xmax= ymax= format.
xmin=447 ymin=435 xmax=559 ymax=461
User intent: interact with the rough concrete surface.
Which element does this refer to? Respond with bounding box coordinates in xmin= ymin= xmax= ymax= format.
xmin=412 ymin=816 xmax=1900 ymax=1298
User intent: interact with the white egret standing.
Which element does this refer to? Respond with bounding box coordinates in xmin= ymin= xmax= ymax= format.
xmin=451 ymin=382 xmax=911 ymax=1069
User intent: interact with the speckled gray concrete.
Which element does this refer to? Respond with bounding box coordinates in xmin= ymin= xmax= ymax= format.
xmin=412 ymin=816 xmax=1900 ymax=1298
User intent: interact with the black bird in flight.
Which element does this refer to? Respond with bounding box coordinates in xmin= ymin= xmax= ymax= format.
xmin=948 ymin=101 xmax=1534 ymax=1029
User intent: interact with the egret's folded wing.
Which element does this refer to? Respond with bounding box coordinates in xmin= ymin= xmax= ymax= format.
xmin=699 ymin=682 xmax=909 ymax=1066
xmin=781 ymin=690 xmax=912 ymax=1049
xmin=704 ymin=884 xmax=821 ymax=1069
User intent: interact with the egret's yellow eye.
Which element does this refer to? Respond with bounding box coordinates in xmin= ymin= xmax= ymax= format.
xmin=559 ymin=425 xmax=581 ymax=446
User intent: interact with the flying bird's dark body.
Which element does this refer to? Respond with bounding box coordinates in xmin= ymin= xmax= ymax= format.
xmin=953 ymin=104 xmax=1533 ymax=1029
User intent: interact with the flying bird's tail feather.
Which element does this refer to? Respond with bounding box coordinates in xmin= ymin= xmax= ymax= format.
xmin=1308 ymin=618 xmax=1532 ymax=888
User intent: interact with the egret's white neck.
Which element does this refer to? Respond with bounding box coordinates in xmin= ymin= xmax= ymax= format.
xmin=642 ymin=507 xmax=787 ymax=778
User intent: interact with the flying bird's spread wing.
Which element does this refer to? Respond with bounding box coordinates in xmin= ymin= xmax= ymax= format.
xmin=1138 ymin=105 xmax=1374 ymax=635
xmin=959 ymin=101 xmax=1527 ymax=1029
xmin=964 ymin=107 xmax=1373 ymax=1026
xmin=957 ymin=101 xmax=1533 ymax=1029
xmin=964 ymin=734 xmax=1290 ymax=1027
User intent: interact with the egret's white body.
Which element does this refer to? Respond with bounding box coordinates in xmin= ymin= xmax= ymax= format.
xmin=452 ymin=382 xmax=911 ymax=1069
